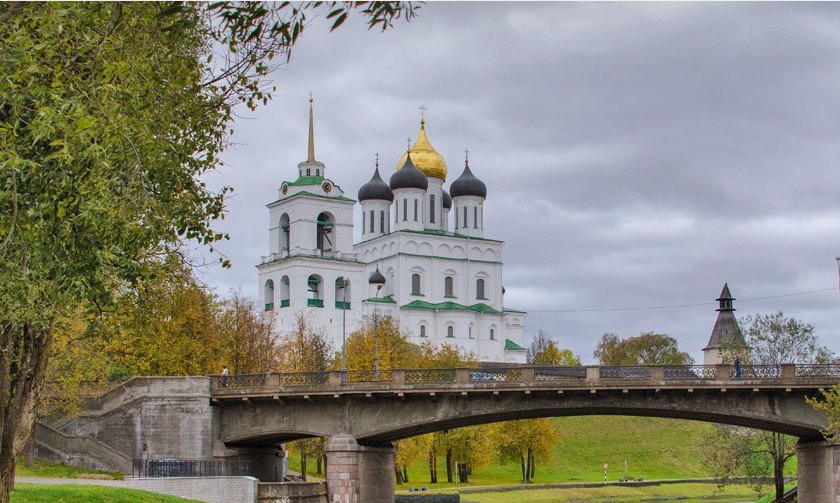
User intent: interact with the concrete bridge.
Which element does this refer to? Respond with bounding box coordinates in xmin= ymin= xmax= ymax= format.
xmin=39 ymin=364 xmax=840 ymax=503
xmin=208 ymin=363 xmax=840 ymax=502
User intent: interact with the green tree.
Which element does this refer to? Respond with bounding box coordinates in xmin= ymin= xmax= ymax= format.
xmin=594 ymin=332 xmax=694 ymax=365
xmin=527 ymin=330 xmax=581 ymax=365
xmin=732 ymin=311 xmax=832 ymax=365
xmin=0 ymin=2 xmax=416 ymax=498
xmin=714 ymin=312 xmax=832 ymax=500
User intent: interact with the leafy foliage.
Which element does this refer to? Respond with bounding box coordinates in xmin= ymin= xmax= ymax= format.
xmin=0 ymin=1 xmax=418 ymax=497
xmin=594 ymin=332 xmax=694 ymax=365
xmin=735 ymin=311 xmax=832 ymax=365
xmin=277 ymin=314 xmax=333 ymax=373
xmin=494 ymin=418 xmax=559 ymax=483
xmin=527 ymin=330 xmax=581 ymax=366
xmin=344 ymin=315 xmax=420 ymax=370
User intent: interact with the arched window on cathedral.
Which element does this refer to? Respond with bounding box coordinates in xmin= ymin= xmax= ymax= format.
xmin=280 ymin=276 xmax=290 ymax=308
xmin=403 ymin=198 xmax=408 ymax=221
xmin=380 ymin=211 xmax=385 ymax=233
xmin=444 ymin=276 xmax=454 ymax=298
xmin=463 ymin=206 xmax=468 ymax=228
xmin=476 ymin=278 xmax=486 ymax=300
xmin=280 ymin=214 xmax=290 ymax=251
xmin=369 ymin=210 xmax=374 ymax=234
xmin=468 ymin=325 xmax=473 ymax=339
xmin=414 ymin=199 xmax=418 ymax=221
xmin=264 ymin=279 xmax=274 ymax=311
xmin=447 ymin=325 xmax=454 ymax=338
xmin=429 ymin=195 xmax=435 ymax=223
xmin=307 ymin=168 xmax=311 ymax=176
xmin=489 ymin=328 xmax=495 ymax=340
xmin=316 ymin=212 xmax=334 ymax=252
xmin=474 ymin=207 xmax=478 ymax=228
xmin=316 ymin=168 xmax=320 ymax=177
xmin=411 ymin=274 xmax=421 ymax=295
xmin=419 ymin=325 xmax=426 ymax=338
xmin=307 ymin=275 xmax=323 ymax=308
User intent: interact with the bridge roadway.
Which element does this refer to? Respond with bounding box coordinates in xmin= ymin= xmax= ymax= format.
xmin=210 ymin=363 xmax=840 ymax=503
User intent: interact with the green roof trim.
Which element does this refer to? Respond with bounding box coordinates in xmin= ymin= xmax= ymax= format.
xmin=401 ymin=229 xmax=503 ymax=243
xmin=503 ymin=307 xmax=527 ymax=314
xmin=267 ymin=191 xmax=356 ymax=206
xmin=401 ymin=300 xmax=503 ymax=314
xmin=364 ymin=295 xmax=397 ymax=304
xmin=287 ymin=175 xmax=324 ymax=186
xmin=504 ymin=339 xmax=526 ymax=351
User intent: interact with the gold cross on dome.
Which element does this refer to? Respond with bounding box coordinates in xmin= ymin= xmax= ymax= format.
xmin=419 ymin=105 xmax=427 ymax=122
xmin=465 ymin=148 xmax=470 ymax=163
xmin=308 ymin=92 xmax=313 ymax=103
xmin=375 ymin=152 xmax=379 ymax=169
xmin=406 ymin=137 xmax=412 ymax=152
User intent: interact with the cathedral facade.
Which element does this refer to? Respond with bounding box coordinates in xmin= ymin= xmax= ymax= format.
xmin=257 ymin=101 xmax=527 ymax=362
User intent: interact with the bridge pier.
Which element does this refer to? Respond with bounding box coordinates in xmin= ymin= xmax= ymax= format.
xmin=796 ymin=440 xmax=840 ymax=502
xmin=325 ymin=434 xmax=395 ymax=503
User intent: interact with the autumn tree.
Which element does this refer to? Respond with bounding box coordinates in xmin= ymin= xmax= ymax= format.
xmin=344 ymin=316 xmax=421 ymax=371
xmin=101 ymin=258 xmax=221 ymax=377
xmin=279 ymin=314 xmax=334 ymax=476
xmin=279 ymin=314 xmax=333 ymax=373
xmin=217 ymin=292 xmax=279 ymax=374
xmin=443 ymin=425 xmax=494 ymax=483
xmin=0 ymin=2 xmax=417 ymax=498
xmin=594 ymin=332 xmax=694 ymax=365
xmin=494 ymin=418 xmax=559 ymax=483
xmin=527 ymin=330 xmax=581 ymax=365
xmin=712 ymin=312 xmax=832 ymax=500
xmin=394 ymin=434 xmax=433 ymax=484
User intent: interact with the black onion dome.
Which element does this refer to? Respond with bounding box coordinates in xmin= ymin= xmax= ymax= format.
xmin=368 ymin=266 xmax=386 ymax=286
xmin=389 ymin=154 xmax=428 ymax=191
xmin=449 ymin=161 xmax=487 ymax=198
xmin=358 ymin=168 xmax=394 ymax=202
xmin=442 ymin=190 xmax=452 ymax=209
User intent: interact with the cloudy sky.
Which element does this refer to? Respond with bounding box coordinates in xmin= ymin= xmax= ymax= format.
xmin=197 ymin=2 xmax=840 ymax=363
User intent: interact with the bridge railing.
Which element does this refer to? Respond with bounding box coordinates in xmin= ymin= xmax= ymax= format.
xmin=132 ymin=458 xmax=252 ymax=478
xmin=209 ymin=364 xmax=840 ymax=391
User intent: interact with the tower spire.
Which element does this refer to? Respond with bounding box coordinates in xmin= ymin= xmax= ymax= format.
xmin=307 ymin=94 xmax=316 ymax=163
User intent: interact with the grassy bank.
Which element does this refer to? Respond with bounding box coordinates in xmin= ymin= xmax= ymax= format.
xmin=452 ymin=482 xmax=761 ymax=503
xmin=15 ymin=460 xmax=123 ymax=480
xmin=290 ymin=416 xmax=720 ymax=486
xmin=11 ymin=484 xmax=203 ymax=503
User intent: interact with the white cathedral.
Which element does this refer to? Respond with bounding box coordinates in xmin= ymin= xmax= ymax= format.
xmin=257 ymin=101 xmax=527 ymax=362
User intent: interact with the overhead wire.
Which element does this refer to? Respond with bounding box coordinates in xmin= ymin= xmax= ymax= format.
xmin=526 ymin=287 xmax=837 ymax=314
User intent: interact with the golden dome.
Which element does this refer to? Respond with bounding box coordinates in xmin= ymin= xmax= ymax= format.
xmin=396 ymin=120 xmax=447 ymax=180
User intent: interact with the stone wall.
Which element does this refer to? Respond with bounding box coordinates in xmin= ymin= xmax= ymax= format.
xmin=57 ymin=377 xmax=215 ymax=461
xmin=125 ymin=476 xmax=258 ymax=503
xmin=258 ymin=482 xmax=328 ymax=503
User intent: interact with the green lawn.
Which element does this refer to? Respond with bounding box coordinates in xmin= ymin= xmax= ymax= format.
xmin=454 ymin=483 xmax=761 ymax=503
xmin=390 ymin=416 xmax=720 ymax=487
xmin=15 ymin=460 xmax=123 ymax=480
xmin=11 ymin=484 xmax=203 ymax=503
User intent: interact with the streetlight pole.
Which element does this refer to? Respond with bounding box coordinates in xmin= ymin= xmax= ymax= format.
xmin=340 ymin=277 xmax=347 ymax=380
xmin=368 ymin=267 xmax=386 ymax=382
xmin=835 ymin=257 xmax=840 ymax=308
